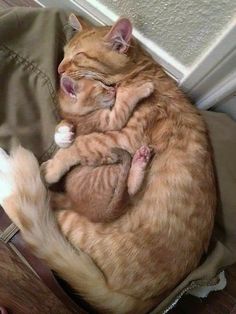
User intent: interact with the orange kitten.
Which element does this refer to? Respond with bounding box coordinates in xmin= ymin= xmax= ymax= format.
xmin=50 ymin=76 xmax=154 ymax=222
xmin=0 ymin=16 xmax=216 ymax=314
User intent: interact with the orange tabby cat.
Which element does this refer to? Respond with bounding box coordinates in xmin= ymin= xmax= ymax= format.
xmin=51 ymin=76 xmax=154 ymax=222
xmin=0 ymin=15 xmax=216 ymax=314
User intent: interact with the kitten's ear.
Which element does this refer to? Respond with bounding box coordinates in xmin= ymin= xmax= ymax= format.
xmin=69 ymin=13 xmax=83 ymax=31
xmin=104 ymin=18 xmax=133 ymax=53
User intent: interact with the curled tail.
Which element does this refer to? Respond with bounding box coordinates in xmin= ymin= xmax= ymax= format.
xmin=0 ymin=146 xmax=137 ymax=313
xmin=103 ymin=148 xmax=131 ymax=222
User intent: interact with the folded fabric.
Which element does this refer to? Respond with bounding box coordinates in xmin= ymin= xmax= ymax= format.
xmin=0 ymin=7 xmax=235 ymax=314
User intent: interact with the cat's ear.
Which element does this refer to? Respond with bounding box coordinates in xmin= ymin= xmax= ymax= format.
xmin=104 ymin=18 xmax=133 ymax=53
xmin=69 ymin=13 xmax=83 ymax=32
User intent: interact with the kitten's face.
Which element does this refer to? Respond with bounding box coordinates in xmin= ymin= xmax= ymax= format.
xmin=58 ymin=17 xmax=135 ymax=85
xmin=60 ymin=76 xmax=116 ymax=116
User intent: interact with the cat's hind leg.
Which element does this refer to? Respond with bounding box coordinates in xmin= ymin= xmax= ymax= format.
xmin=127 ymin=146 xmax=153 ymax=196
xmin=63 ymin=148 xmax=132 ymax=223
xmin=41 ymin=137 xmax=121 ymax=185
xmin=100 ymin=148 xmax=132 ymax=222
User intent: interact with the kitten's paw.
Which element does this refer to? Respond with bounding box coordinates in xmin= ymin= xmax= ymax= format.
xmin=141 ymin=82 xmax=154 ymax=98
xmin=0 ymin=148 xmax=14 ymax=204
xmin=132 ymin=146 xmax=153 ymax=170
xmin=40 ymin=160 xmax=63 ymax=184
xmin=54 ymin=124 xmax=74 ymax=148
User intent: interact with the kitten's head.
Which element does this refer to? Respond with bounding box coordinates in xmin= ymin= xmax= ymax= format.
xmin=59 ymin=76 xmax=116 ymax=116
xmin=58 ymin=15 xmax=139 ymax=85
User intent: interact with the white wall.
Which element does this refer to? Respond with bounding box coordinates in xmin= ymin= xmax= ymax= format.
xmin=92 ymin=0 xmax=236 ymax=70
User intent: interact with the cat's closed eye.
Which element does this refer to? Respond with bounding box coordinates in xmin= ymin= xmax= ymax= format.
xmin=75 ymin=52 xmax=85 ymax=57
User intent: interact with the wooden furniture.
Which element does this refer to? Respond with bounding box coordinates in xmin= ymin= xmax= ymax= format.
xmin=0 ymin=241 xmax=74 ymax=313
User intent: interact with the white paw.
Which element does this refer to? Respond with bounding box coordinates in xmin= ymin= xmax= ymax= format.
xmin=0 ymin=148 xmax=14 ymax=204
xmin=54 ymin=125 xmax=74 ymax=148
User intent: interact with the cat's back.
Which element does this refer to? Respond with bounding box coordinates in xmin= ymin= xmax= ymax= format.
xmin=60 ymin=72 xmax=216 ymax=301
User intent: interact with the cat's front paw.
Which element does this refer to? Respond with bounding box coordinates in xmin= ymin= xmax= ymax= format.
xmin=140 ymin=82 xmax=154 ymax=98
xmin=40 ymin=160 xmax=63 ymax=184
xmin=54 ymin=124 xmax=74 ymax=148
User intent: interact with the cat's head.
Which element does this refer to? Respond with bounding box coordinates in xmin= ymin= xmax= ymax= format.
xmin=58 ymin=14 xmax=140 ymax=85
xmin=59 ymin=76 xmax=116 ymax=116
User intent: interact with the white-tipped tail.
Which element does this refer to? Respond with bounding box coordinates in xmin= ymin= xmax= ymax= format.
xmin=0 ymin=146 xmax=137 ymax=313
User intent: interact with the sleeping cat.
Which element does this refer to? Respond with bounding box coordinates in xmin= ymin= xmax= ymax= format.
xmin=0 ymin=15 xmax=216 ymax=314
xmin=50 ymin=76 xmax=154 ymax=222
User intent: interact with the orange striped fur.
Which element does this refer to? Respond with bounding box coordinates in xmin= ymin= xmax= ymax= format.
xmin=0 ymin=17 xmax=217 ymax=313
xmin=50 ymin=77 xmax=154 ymax=222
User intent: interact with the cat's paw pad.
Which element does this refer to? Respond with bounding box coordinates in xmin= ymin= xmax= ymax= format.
xmin=132 ymin=146 xmax=153 ymax=169
xmin=40 ymin=160 xmax=62 ymax=184
xmin=54 ymin=125 xmax=74 ymax=148
xmin=0 ymin=148 xmax=14 ymax=204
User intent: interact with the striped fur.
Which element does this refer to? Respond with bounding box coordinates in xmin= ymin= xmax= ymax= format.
xmin=0 ymin=17 xmax=217 ymax=313
xmin=51 ymin=78 xmax=154 ymax=222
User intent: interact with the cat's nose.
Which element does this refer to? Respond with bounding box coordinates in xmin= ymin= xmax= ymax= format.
xmin=58 ymin=64 xmax=64 ymax=74
xmin=58 ymin=60 xmax=67 ymax=74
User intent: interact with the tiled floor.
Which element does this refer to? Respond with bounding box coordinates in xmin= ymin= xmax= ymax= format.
xmin=1 ymin=0 xmax=236 ymax=313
